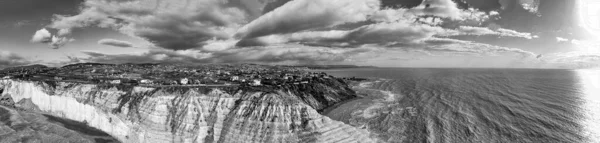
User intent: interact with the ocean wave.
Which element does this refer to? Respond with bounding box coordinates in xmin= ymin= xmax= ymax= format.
xmin=357 ymin=78 xmax=387 ymax=88
xmin=357 ymin=79 xmax=400 ymax=102
xmin=326 ymin=68 xmax=591 ymax=142
xmin=379 ymin=90 xmax=397 ymax=102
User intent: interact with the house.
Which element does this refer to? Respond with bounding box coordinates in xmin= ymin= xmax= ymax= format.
xmin=2 ymin=76 xmax=11 ymax=79
xmin=231 ymin=76 xmax=239 ymax=81
xmin=180 ymin=78 xmax=189 ymax=85
xmin=251 ymin=79 xmax=261 ymax=86
xmin=110 ymin=80 xmax=121 ymax=84
xmin=140 ymin=79 xmax=153 ymax=84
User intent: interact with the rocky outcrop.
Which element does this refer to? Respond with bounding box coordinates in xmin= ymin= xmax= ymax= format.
xmin=0 ymin=79 xmax=373 ymax=143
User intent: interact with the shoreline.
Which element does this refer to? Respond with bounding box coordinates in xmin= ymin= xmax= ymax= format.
xmin=321 ymin=78 xmax=387 ymax=124
xmin=320 ymin=96 xmax=363 ymax=115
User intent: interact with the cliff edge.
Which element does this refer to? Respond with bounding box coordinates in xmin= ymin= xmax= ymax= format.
xmin=0 ymin=78 xmax=373 ymax=143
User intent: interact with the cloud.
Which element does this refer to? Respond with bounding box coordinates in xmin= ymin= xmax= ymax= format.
xmin=71 ymin=37 xmax=540 ymax=67
xmin=239 ymin=22 xmax=534 ymax=48
xmin=556 ymin=37 xmax=569 ymax=42
xmin=207 ymin=45 xmax=378 ymax=64
xmin=13 ymin=20 xmax=33 ymax=27
xmin=98 ymin=39 xmax=134 ymax=48
xmin=440 ymin=26 xmax=534 ymax=39
xmin=408 ymin=0 xmax=464 ymax=20
xmin=30 ymin=28 xmax=74 ymax=49
xmin=49 ymin=0 xmax=526 ymax=49
xmin=344 ymin=22 xmax=446 ymax=45
xmin=50 ymin=36 xmax=75 ymax=49
xmin=49 ymin=0 xmax=250 ymax=50
xmin=73 ymin=44 xmax=380 ymax=65
xmin=237 ymin=21 xmax=446 ymax=47
xmin=418 ymin=38 xmax=537 ymax=57
xmin=0 ymin=51 xmax=32 ymax=69
xmin=453 ymin=26 xmax=497 ymax=35
xmin=235 ymin=0 xmax=380 ymax=39
xmin=30 ymin=28 xmax=52 ymax=43
xmin=499 ymin=0 xmax=540 ymax=13
xmin=44 ymin=0 xmax=542 ymax=67
xmin=494 ymin=28 xmax=534 ymax=39
xmin=233 ymin=0 xmax=533 ymax=48
xmin=543 ymin=52 xmax=600 ymax=69
xmin=234 ymin=21 xmax=447 ymax=47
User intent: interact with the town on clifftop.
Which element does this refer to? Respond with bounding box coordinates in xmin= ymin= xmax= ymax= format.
xmin=0 ymin=63 xmax=367 ymax=89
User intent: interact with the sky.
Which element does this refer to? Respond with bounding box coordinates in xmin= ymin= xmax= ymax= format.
xmin=0 ymin=0 xmax=599 ymax=69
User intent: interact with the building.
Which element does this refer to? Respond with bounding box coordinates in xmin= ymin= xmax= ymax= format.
xmin=140 ymin=79 xmax=153 ymax=84
xmin=180 ymin=78 xmax=189 ymax=85
xmin=2 ymin=76 xmax=11 ymax=79
xmin=110 ymin=80 xmax=121 ymax=84
xmin=251 ymin=79 xmax=261 ymax=86
xmin=231 ymin=76 xmax=239 ymax=81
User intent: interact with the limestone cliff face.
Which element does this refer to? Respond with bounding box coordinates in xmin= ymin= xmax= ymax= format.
xmin=0 ymin=79 xmax=373 ymax=143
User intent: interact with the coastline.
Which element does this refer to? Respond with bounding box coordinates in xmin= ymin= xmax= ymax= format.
xmin=321 ymin=77 xmax=417 ymax=142
xmin=322 ymin=78 xmax=396 ymax=123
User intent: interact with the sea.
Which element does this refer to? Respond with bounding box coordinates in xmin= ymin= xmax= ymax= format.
xmin=319 ymin=68 xmax=600 ymax=143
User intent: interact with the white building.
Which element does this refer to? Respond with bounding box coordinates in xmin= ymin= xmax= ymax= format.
xmin=2 ymin=76 xmax=11 ymax=79
xmin=231 ymin=76 xmax=239 ymax=81
xmin=110 ymin=80 xmax=121 ymax=84
xmin=180 ymin=78 xmax=189 ymax=85
xmin=252 ymin=79 xmax=261 ymax=86
xmin=140 ymin=79 xmax=153 ymax=84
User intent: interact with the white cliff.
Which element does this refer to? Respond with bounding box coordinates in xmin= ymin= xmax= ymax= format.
xmin=0 ymin=79 xmax=374 ymax=143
